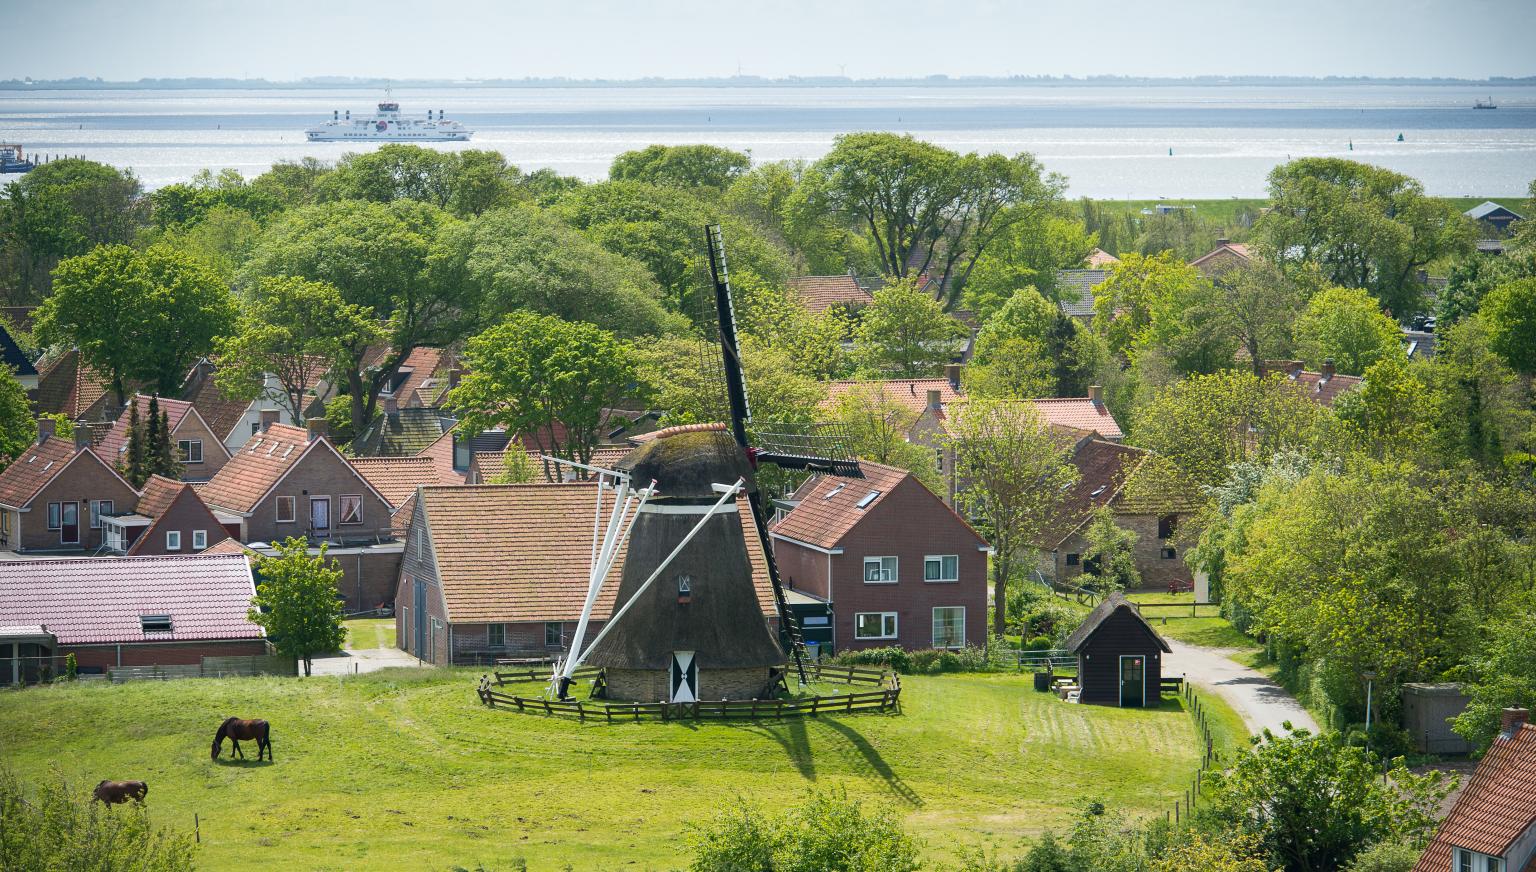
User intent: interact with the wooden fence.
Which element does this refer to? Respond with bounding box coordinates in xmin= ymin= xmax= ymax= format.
xmin=109 ymin=654 xmax=295 ymax=683
xmin=1167 ymin=680 xmax=1220 ymax=825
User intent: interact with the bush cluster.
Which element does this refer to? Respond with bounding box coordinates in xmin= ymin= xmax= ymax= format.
xmin=828 ymin=645 xmax=989 ymax=674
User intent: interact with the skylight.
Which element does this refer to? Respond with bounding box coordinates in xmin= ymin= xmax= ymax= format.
xmin=855 ymin=490 xmax=880 ymax=509
xmin=140 ymin=615 xmax=173 ymax=633
xmin=1090 ymin=486 xmax=1107 ymax=497
xmin=822 ymin=484 xmax=845 ymax=500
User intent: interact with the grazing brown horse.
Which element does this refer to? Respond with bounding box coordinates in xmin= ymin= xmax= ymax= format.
xmin=211 ymin=717 xmax=272 ymax=761
xmin=93 ymin=780 xmax=148 ymax=804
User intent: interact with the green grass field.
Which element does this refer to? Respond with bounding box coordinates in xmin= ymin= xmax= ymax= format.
xmin=0 ymin=669 xmax=1231 ymax=870
xmin=1124 ymin=592 xmax=1259 ymax=650
xmin=343 ymin=618 xmax=396 ymax=651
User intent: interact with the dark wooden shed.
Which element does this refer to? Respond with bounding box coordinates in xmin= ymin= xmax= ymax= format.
xmin=1065 ymin=593 xmax=1171 ymax=707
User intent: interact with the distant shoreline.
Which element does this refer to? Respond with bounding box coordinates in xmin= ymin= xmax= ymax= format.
xmin=3 ymin=75 xmax=1535 ymax=91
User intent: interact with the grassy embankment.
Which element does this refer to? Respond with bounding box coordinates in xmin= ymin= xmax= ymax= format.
xmin=1086 ymin=196 xmax=1527 ymax=224
xmin=0 ymin=667 xmax=1236 ymax=871
xmin=343 ymin=618 xmax=396 ymax=651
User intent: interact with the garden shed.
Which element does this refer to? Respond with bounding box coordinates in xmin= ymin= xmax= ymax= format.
xmin=1065 ymin=593 xmax=1171 ymax=707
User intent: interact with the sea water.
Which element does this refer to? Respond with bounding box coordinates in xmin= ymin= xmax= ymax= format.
xmin=1 ymin=83 xmax=1533 ymax=198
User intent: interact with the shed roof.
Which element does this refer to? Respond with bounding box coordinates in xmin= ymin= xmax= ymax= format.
xmin=788 ymin=274 xmax=875 ymax=313
xmin=1413 ymin=721 xmax=1536 ymax=870
xmin=1056 ymin=269 xmax=1112 ymax=318
xmin=1065 ymin=593 xmax=1171 ymax=654
xmin=0 ymin=554 xmax=261 ymax=645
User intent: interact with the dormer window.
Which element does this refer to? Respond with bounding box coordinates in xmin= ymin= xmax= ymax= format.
xmin=140 ymin=615 xmax=173 ymax=633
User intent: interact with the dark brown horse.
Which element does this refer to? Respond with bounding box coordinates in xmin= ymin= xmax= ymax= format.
xmin=211 ymin=717 xmax=272 ymax=761
xmin=93 ymin=780 xmax=148 ymax=804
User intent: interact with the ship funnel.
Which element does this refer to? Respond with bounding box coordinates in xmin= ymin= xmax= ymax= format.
xmin=333 ymin=109 xmax=338 ymax=120
xmin=345 ymin=110 xmax=350 ymax=120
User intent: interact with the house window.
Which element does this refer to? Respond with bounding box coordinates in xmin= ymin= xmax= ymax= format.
xmin=1158 ymin=514 xmax=1177 ymax=539
xmin=47 ymin=502 xmax=61 ymax=530
xmin=854 ymin=612 xmax=898 ymax=640
xmin=1065 ymin=553 xmax=1080 ymax=566
xmin=934 ymin=447 xmax=944 ymax=473
xmin=924 ymin=555 xmax=959 ymax=582
xmin=192 ymin=529 xmax=207 ymax=550
xmin=416 ymin=523 xmax=426 ymax=554
xmin=140 ymin=615 xmax=173 ymax=633
xmin=1161 ymin=547 xmax=1177 ymax=560
xmin=339 ymin=494 xmax=363 ymax=525
xmin=863 ymin=556 xmax=897 ymax=583
xmin=275 ymin=495 xmax=296 ymax=523
xmin=177 ymin=439 xmax=203 ymax=464
xmin=251 ymin=420 xmax=262 ymax=436
xmin=1486 ymin=857 xmax=1502 ymax=872
xmin=487 ymin=623 xmax=505 ymax=648
xmin=932 ymin=607 xmax=966 ymax=649
xmin=0 ymin=511 xmax=9 ymax=547
xmin=545 ymin=622 xmax=563 ymax=647
xmin=166 ymin=530 xmax=181 ymax=550
xmin=90 ymin=499 xmax=114 ymax=529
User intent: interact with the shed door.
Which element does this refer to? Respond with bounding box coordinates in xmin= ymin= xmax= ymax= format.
xmin=1119 ymin=655 xmax=1145 ymax=707
xmin=413 ymin=579 xmax=428 ymax=661
xmin=670 ymin=651 xmax=697 ymax=703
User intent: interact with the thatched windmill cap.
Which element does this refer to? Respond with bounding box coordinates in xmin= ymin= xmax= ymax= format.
xmin=619 ymin=426 xmax=757 ymax=501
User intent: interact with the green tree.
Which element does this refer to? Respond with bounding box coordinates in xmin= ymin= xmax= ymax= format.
xmin=249 ymin=156 xmax=333 ymax=207
xmin=0 ymin=158 xmax=146 ymax=302
xmin=855 ymin=277 xmax=968 ymax=377
xmin=249 ymin=538 xmax=347 ymax=677
xmin=1093 ymin=251 xmax=1235 ymax=376
xmin=1425 ymin=315 xmax=1532 ymax=467
xmin=1332 ymin=355 xmax=1439 ymax=461
xmin=633 ymin=335 xmax=825 ymax=432
xmin=37 ymin=243 xmax=237 ymax=403
xmin=0 ymin=769 xmax=196 ymax=872
xmin=1152 ymin=834 xmax=1270 ymax=872
xmin=1436 ymin=252 xmax=1521 ymax=330
xmin=726 ymin=159 xmax=866 ymax=275
xmin=323 ymin=143 xmax=458 ymax=207
xmin=951 ymin=399 xmax=1080 ymax=635
xmin=1221 ymin=261 xmax=1313 ymax=375
xmin=490 ymin=448 xmax=540 ymax=484
xmin=148 ymin=168 xmax=280 ymax=230
xmin=214 ymin=276 xmax=382 ymax=425
xmin=829 ymin=385 xmax=942 ymax=492
xmin=1452 ymin=610 xmax=1536 ymax=752
xmin=967 ymin=288 xmax=1058 ymax=398
xmin=1257 ymin=158 xmax=1475 ymax=318
xmin=150 ymin=403 xmax=181 ymax=481
xmin=962 ymin=213 xmax=1097 ymax=319
xmin=1481 ymin=276 xmax=1536 ymax=375
xmin=610 ymin=144 xmax=751 ymax=191
xmin=448 ymin=313 xmax=636 ymax=468
xmin=123 ymin=401 xmax=147 ymax=488
xmin=0 ymin=369 xmax=36 ymax=466
xmin=1080 ymin=508 xmax=1139 ymax=593
xmin=687 ymin=789 xmax=920 ymax=872
xmin=1292 ymin=285 xmax=1402 ymax=376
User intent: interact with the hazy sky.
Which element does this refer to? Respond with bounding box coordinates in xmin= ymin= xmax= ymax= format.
xmin=7 ymin=0 xmax=1535 ymax=81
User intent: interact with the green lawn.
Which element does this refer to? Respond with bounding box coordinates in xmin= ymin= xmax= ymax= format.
xmin=343 ymin=618 xmax=395 ymax=651
xmin=1125 ymin=592 xmax=1259 ymax=650
xmin=0 ymin=669 xmax=1224 ymax=870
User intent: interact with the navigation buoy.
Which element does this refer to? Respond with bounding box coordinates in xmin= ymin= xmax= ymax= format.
xmin=1349 ymin=140 xmax=1353 ymax=151
xmin=1168 ymin=147 xmax=1173 ymax=156
xmin=1397 ymin=133 xmax=1405 ymax=142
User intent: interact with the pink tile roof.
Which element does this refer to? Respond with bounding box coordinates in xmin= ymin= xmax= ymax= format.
xmin=1415 ymin=721 xmax=1536 ymax=871
xmin=0 ymin=554 xmax=262 ymax=645
xmin=1085 ymin=248 xmax=1120 ymax=267
xmin=96 ymin=395 xmax=197 ymax=460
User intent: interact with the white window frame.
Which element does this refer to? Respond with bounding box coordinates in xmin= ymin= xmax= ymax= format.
xmin=166 ymin=530 xmax=182 ymax=551
xmin=275 ymin=495 xmax=296 ymax=524
xmin=47 ymin=502 xmax=61 ymax=530
xmin=250 ymin=420 xmax=262 ymax=436
xmin=177 ymin=439 xmax=203 ymax=464
xmin=90 ymin=499 xmax=114 ymax=529
xmin=192 ymin=529 xmax=207 ymax=550
xmin=853 ymin=612 xmax=898 ymax=640
xmin=863 ymin=556 xmax=898 ymax=583
xmin=924 ymin=554 xmax=960 ymax=582
xmin=487 ymin=623 xmax=506 ymax=648
xmin=339 ymin=494 xmax=363 ymax=525
xmin=932 ymin=606 xmax=966 ymax=649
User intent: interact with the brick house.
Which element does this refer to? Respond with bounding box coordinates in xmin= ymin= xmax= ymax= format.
xmin=0 ymin=553 xmax=267 ymax=680
xmin=181 ymin=358 xmax=338 ymax=453
xmin=1261 ymin=359 xmax=1364 ymax=407
xmin=1189 ymin=239 xmax=1255 ymax=281
xmin=1413 ymin=708 xmax=1536 ymax=872
xmin=94 ymin=394 xmax=234 ymax=481
xmin=396 ymin=483 xmax=775 ymax=666
xmin=100 ymin=474 xmax=236 ymax=556
xmin=788 ymin=273 xmax=874 ymax=314
xmin=1036 ymin=436 xmax=1206 ymax=591
xmin=771 ymin=462 xmax=990 ymax=653
xmin=0 ymin=423 xmax=139 ymax=554
xmin=29 ymin=348 xmax=122 ymax=425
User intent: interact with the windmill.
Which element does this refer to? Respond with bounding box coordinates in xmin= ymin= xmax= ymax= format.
xmin=549 ymin=225 xmax=861 ymax=701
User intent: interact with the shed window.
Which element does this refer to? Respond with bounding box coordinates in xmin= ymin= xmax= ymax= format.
xmin=924 ymin=555 xmax=959 ymax=582
xmin=932 ymin=607 xmax=965 ymax=649
xmin=339 ymin=494 xmax=363 ymax=525
xmin=1160 ymin=547 xmax=1177 ymax=560
xmin=545 ymin=622 xmax=563 ymax=647
xmin=863 ymin=556 xmax=897 ymax=583
xmin=1065 ymin=553 xmax=1080 ymax=566
xmin=487 ymin=623 xmax=505 ymax=648
xmin=177 ymin=439 xmax=203 ymax=464
xmin=166 ymin=530 xmax=181 ymax=550
xmin=140 ymin=615 xmax=173 ymax=633
xmin=275 ymin=496 xmax=296 ymax=523
xmin=1158 ymin=515 xmax=1177 ymax=539
xmin=192 ymin=529 xmax=207 ymax=550
xmin=854 ymin=612 xmax=898 ymax=640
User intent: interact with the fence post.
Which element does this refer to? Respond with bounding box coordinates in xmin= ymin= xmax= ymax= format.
xmin=194 ymin=812 xmax=200 ymax=844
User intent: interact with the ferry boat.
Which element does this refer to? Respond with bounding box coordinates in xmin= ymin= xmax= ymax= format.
xmin=1474 ymin=97 xmax=1498 ymax=110
xmin=0 ymin=144 xmax=36 ymax=174
xmin=305 ymin=100 xmax=472 ymax=142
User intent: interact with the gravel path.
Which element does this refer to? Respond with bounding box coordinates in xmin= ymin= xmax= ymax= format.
xmin=308 ymin=646 xmax=425 ymax=676
xmin=1163 ymin=639 xmax=1319 ymax=736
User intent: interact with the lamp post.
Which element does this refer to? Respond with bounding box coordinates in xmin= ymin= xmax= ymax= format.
xmin=1362 ymin=670 xmax=1378 ymax=751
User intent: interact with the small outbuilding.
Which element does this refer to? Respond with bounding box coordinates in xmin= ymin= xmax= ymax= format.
xmin=1064 ymin=593 xmax=1171 ymax=707
xmin=1402 ymin=682 xmax=1473 ymax=755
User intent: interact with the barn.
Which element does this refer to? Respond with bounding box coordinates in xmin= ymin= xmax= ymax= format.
xmin=1065 ymin=593 xmax=1172 ymax=707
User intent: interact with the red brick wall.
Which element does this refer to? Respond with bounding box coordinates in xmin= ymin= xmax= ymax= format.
xmin=243 ymin=443 xmax=392 ymax=544
xmin=65 ymin=639 xmax=268 ymax=669
xmin=130 ymin=489 xmax=231 ymax=556
xmin=19 ymin=454 xmax=139 ymax=552
xmin=1045 ymin=511 xmax=1195 ymax=591
xmin=774 ymin=537 xmax=832 ymax=601
xmin=172 ymin=413 xmax=232 ymax=481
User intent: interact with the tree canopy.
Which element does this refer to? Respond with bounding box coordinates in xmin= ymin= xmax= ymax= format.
xmin=249 ymin=537 xmax=347 ymax=677
xmin=1292 ymin=285 xmax=1402 ymax=376
xmin=610 ymin=144 xmax=751 ymax=191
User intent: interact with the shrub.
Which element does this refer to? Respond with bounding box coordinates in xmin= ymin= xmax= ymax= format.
xmin=1344 ymin=842 xmax=1420 ymax=872
xmin=830 ymin=646 xmax=910 ymax=673
xmin=1025 ymin=635 xmax=1053 ymax=651
xmin=937 ymin=651 xmax=963 ymax=672
xmin=687 ymin=788 xmax=920 ymax=871
xmin=0 ymin=769 xmax=196 ymax=871
xmin=908 ymin=649 xmax=941 ymax=673
xmin=64 ymin=653 xmax=77 ymax=681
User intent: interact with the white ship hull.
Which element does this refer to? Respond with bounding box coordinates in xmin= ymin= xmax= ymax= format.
xmin=306 ymin=101 xmax=473 ymax=142
xmin=306 ymin=128 xmax=473 ymax=142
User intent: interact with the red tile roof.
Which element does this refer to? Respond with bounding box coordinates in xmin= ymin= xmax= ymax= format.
xmin=350 ymin=455 xmax=459 ymax=508
xmin=197 ymin=424 xmax=323 ymax=514
xmin=414 ymin=429 xmax=466 ymax=484
xmin=1414 ymin=721 xmax=1536 ymax=871
xmin=0 ymin=437 xmax=124 ymax=510
xmin=1026 ymin=398 xmax=1124 ymax=441
xmin=788 ymin=275 xmax=874 ymax=313
xmin=1037 ymin=439 xmax=1147 ymax=549
xmin=1085 ymin=248 xmax=1120 ymax=267
xmin=126 ymin=484 xmax=230 ymax=556
xmin=135 ymin=474 xmax=185 ymax=519
xmin=1189 ymin=241 xmax=1255 ymax=272
xmin=180 ymin=362 xmax=256 ymax=443
xmin=0 ymin=554 xmax=262 ymax=645
xmin=202 ymin=538 xmax=258 ymax=558
xmin=419 ymin=483 xmax=774 ymax=625
xmin=95 ymin=395 xmax=200 ymax=461
xmin=773 ymin=461 xmax=985 ymax=553
xmin=363 ymin=345 xmax=453 ymax=409
xmin=32 ymin=349 xmax=117 ymax=421
xmin=1287 ymin=370 xmax=1363 ymax=407
xmin=823 ymin=378 xmax=961 ymax=417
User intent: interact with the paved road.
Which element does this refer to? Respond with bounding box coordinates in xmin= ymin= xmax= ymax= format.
xmin=1163 ymin=639 xmax=1319 ymax=737
xmin=308 ymin=646 xmax=425 ymax=676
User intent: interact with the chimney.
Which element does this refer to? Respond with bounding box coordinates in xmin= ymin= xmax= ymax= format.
xmin=259 ymin=409 xmax=280 ymax=432
xmin=1321 ymin=358 xmax=1336 ymax=380
xmin=307 ymin=418 xmax=329 ymax=443
xmin=384 ymin=395 xmax=399 ymax=418
xmin=1501 ymin=707 xmax=1529 ymax=738
xmin=74 ymin=426 xmax=93 ymax=449
xmin=926 ymin=389 xmax=942 ymax=413
xmin=1088 ymin=384 xmax=1103 ymax=405
xmin=1215 ymin=238 xmax=1230 ymax=247
xmin=36 ymin=417 xmax=55 ymax=444
xmin=447 ymin=368 xmax=462 ymax=391
xmin=944 ymin=364 xmax=963 ymax=391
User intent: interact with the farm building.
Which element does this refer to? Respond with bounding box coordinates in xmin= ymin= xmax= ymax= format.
xmin=1464 ymin=200 xmax=1524 ymax=235
xmin=1065 ymin=593 xmax=1171 ymax=707
xmin=0 ymin=553 xmax=266 ymax=682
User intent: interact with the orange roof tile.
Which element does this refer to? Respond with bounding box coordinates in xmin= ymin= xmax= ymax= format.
xmin=180 ymin=362 xmax=257 ymax=442
xmin=415 ymin=429 xmax=466 ymax=484
xmin=1415 ymin=721 xmax=1536 ymax=871
xmin=1028 ymin=398 xmax=1125 ymax=441
xmin=823 ymin=378 xmax=961 ymax=417
xmin=1085 ymin=248 xmax=1121 ymax=267
xmin=135 ymin=474 xmax=186 ymax=519
xmin=32 ymin=349 xmax=117 ymax=420
xmin=0 ymin=437 xmax=123 ymax=510
xmin=420 ymin=483 xmax=774 ymax=625
xmin=350 ymin=455 xmax=459 ymax=508
xmin=788 ymin=275 xmax=874 ymax=314
xmin=1037 ymin=438 xmax=1147 ymax=549
xmin=197 ymin=424 xmax=315 ymax=514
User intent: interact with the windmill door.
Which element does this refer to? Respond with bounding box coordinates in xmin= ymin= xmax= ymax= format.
xmin=670 ymin=651 xmax=698 ymax=703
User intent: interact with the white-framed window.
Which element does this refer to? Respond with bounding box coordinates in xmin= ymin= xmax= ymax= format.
xmin=0 ymin=510 xmax=10 ymax=547
xmin=1488 ymin=857 xmax=1503 ymax=872
xmin=933 ymin=606 xmax=966 ymax=648
xmin=177 ymin=439 xmax=203 ymax=464
xmin=47 ymin=502 xmax=61 ymax=530
xmin=416 ymin=523 xmax=426 ymax=554
xmin=863 ymin=556 xmax=897 ymax=583
xmin=487 ymin=623 xmax=506 ymax=648
xmin=166 ymin=530 xmax=182 ymax=550
xmin=545 ymin=622 xmax=563 ymax=647
xmin=192 ymin=529 xmax=207 ymax=550
xmin=250 ymin=420 xmax=262 ymax=436
xmin=854 ymin=612 xmax=898 ymax=640
xmin=924 ymin=554 xmax=959 ymax=582
xmin=275 ymin=495 xmax=296 ymax=523
xmin=339 ymin=494 xmax=363 ymax=525
xmin=90 ymin=499 xmax=114 ymax=529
